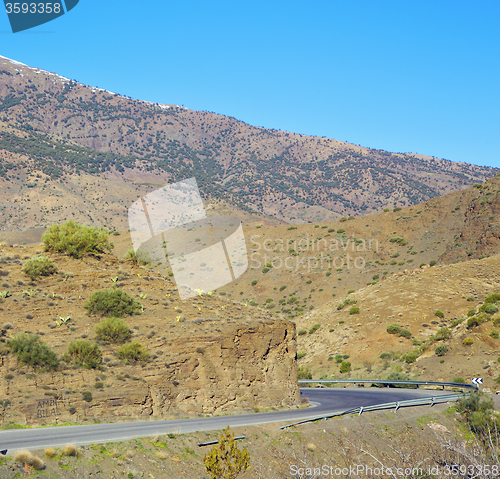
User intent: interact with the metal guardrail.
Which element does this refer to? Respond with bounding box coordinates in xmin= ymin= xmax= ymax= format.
xmin=198 ymin=436 xmax=246 ymax=447
xmin=278 ymin=392 xmax=469 ymax=429
xmin=298 ymin=379 xmax=478 ymax=390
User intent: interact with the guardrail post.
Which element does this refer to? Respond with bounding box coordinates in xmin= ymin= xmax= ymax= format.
xmin=358 ymin=407 xmax=363 ymax=416
xmin=395 ymin=402 xmax=400 ymax=412
xmin=430 ymin=397 xmax=435 ymax=407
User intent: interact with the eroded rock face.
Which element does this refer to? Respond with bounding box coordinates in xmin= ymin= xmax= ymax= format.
xmin=0 ymin=319 xmax=300 ymax=425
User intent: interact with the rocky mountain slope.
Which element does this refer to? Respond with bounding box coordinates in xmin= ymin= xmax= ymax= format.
xmin=0 ymin=243 xmax=299 ymax=426
xmin=212 ymin=174 xmax=500 ymax=315
xmin=0 ymin=55 xmax=498 ymax=231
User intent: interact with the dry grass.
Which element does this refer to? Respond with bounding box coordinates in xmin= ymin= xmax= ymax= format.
xmin=62 ymin=444 xmax=79 ymax=457
xmin=13 ymin=450 xmax=45 ymax=470
xmin=125 ymin=449 xmax=135 ymax=459
xmin=44 ymin=447 xmax=56 ymax=458
xmin=155 ymin=451 xmax=168 ymax=460
xmin=31 ymin=455 xmax=45 ymax=470
xmin=13 ymin=450 xmax=33 ymax=464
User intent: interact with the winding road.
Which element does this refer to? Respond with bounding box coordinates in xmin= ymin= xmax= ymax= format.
xmin=0 ymin=387 xmax=454 ymax=452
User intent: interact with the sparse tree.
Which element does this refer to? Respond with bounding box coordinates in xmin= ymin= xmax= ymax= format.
xmin=203 ymin=426 xmax=250 ymax=479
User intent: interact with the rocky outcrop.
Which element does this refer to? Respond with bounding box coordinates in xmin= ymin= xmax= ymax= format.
xmin=0 ymin=319 xmax=300 ymax=425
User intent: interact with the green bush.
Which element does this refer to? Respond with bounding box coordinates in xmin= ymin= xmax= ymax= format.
xmin=490 ymin=330 xmax=499 ymax=339
xmin=8 ymin=333 xmax=58 ymax=370
xmin=279 ymin=285 xmax=286 ymax=291
xmin=95 ymin=318 xmax=131 ymax=344
xmin=297 ymin=366 xmax=312 ymax=379
xmin=349 ymin=306 xmax=360 ymax=315
xmin=339 ymin=361 xmax=351 ymax=373
xmin=22 ymin=255 xmax=57 ymax=280
xmin=386 ymin=324 xmax=401 ymax=335
xmin=308 ymin=324 xmax=320 ymax=334
xmin=296 ymin=351 xmax=306 ymax=359
xmin=43 ymin=220 xmax=113 ymax=259
xmin=451 ymin=317 xmax=466 ymax=328
xmin=251 ymin=280 xmax=258 ymax=286
xmin=434 ymin=310 xmax=444 ymax=318
xmin=335 ymin=354 xmax=344 ymax=363
xmin=124 ymin=249 xmax=151 ymax=266
xmin=337 ymin=298 xmax=357 ymax=310
xmin=117 ymin=341 xmax=149 ymax=363
xmin=82 ymin=391 xmax=93 ymax=402
xmin=386 ymin=371 xmax=409 ymax=382
xmin=467 ymin=309 xmax=476 ymax=317
xmin=297 ymin=329 xmax=307 ymax=336
xmin=399 ymin=329 xmax=412 ymax=339
xmin=484 ymin=293 xmax=500 ymax=304
xmin=403 ymin=350 xmax=420 ymax=363
xmin=467 ymin=312 xmax=490 ymax=329
xmin=452 ymin=376 xmax=466 ymax=384
xmin=463 ymin=337 xmax=474 ymax=346
xmin=455 ymin=392 xmax=495 ymax=434
xmin=432 ymin=327 xmax=451 ymax=341
xmin=429 ymin=260 xmax=437 ymax=266
xmin=479 ymin=304 xmax=499 ymax=314
xmin=435 ymin=344 xmax=449 ymax=356
xmin=84 ymin=289 xmax=140 ymax=317
xmin=64 ymin=340 xmax=102 ymax=369
xmin=380 ymin=352 xmax=392 ymax=360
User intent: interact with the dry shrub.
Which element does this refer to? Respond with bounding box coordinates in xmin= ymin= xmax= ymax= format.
xmin=14 ymin=450 xmax=33 ymax=464
xmin=31 ymin=456 xmax=45 ymax=470
xmin=44 ymin=447 xmax=56 ymax=458
xmin=156 ymin=451 xmax=168 ymax=460
xmin=13 ymin=450 xmax=45 ymax=470
xmin=62 ymin=444 xmax=79 ymax=457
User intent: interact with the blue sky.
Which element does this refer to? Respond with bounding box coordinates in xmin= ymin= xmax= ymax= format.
xmin=1 ymin=0 xmax=499 ymax=168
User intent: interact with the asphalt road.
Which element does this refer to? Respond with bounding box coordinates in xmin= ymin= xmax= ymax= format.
xmin=0 ymin=387 xmax=454 ymax=453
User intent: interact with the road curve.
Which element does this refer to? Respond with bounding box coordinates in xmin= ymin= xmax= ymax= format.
xmin=0 ymin=387 xmax=453 ymax=452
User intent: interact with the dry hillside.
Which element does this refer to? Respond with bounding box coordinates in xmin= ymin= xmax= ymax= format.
xmin=1 ymin=55 xmax=498 ymax=231
xmin=0 ymin=241 xmax=299 ymax=427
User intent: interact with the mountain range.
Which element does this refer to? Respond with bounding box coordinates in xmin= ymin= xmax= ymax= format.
xmin=0 ymin=54 xmax=498 ymax=233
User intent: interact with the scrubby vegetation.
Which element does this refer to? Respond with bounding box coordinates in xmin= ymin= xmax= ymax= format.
xmin=308 ymin=323 xmax=320 ymax=334
xmin=84 ymin=289 xmax=140 ymax=317
xmin=22 ymin=255 xmax=57 ymax=280
xmin=117 ymin=341 xmax=149 ymax=363
xmin=297 ymin=366 xmax=312 ymax=379
xmin=339 ymin=360 xmax=351 ymax=373
xmin=42 ymin=220 xmax=113 ymax=258
xmin=7 ymin=333 xmax=59 ymax=370
xmin=386 ymin=324 xmax=401 ymax=334
xmin=64 ymin=340 xmax=102 ymax=369
xmin=94 ymin=317 xmax=131 ymax=344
